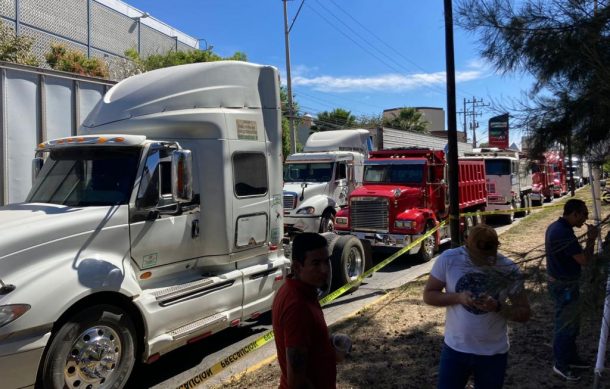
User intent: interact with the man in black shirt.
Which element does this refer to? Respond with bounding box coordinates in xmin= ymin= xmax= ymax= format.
xmin=545 ymin=199 xmax=598 ymax=381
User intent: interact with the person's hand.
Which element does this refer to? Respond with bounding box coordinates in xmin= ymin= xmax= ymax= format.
xmin=471 ymin=294 xmax=500 ymax=312
xmin=456 ymin=291 xmax=474 ymax=307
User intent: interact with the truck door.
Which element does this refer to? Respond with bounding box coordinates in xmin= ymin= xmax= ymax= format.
xmin=230 ymin=141 xmax=284 ymax=318
xmin=129 ymin=144 xmax=203 ymax=269
xmin=334 ymin=161 xmax=349 ymax=207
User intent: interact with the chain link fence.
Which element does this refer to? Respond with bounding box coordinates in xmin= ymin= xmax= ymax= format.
xmin=0 ymin=0 xmax=198 ymax=80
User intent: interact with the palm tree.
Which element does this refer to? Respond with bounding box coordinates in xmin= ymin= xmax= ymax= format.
xmin=311 ymin=108 xmax=357 ymax=132
xmin=383 ymin=107 xmax=429 ymax=133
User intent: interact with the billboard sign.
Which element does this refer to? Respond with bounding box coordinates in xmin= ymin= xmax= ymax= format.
xmin=488 ymin=113 xmax=509 ymax=149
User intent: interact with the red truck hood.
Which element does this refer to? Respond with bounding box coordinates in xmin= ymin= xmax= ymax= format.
xmin=350 ymin=184 xmax=422 ymax=199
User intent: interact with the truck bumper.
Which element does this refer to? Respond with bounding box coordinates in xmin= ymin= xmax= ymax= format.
xmin=351 ymin=231 xmax=421 ymax=254
xmin=284 ymin=215 xmax=320 ymax=234
xmin=0 ymin=331 xmax=50 ymax=388
xmin=530 ymin=192 xmax=542 ymax=202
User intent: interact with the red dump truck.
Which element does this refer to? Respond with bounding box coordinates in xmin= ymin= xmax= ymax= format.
xmin=530 ymin=158 xmax=554 ymax=205
xmin=545 ymin=150 xmax=568 ymax=198
xmin=334 ymin=148 xmax=487 ymax=262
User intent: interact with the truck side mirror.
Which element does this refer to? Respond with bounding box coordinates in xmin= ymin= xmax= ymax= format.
xmin=32 ymin=157 xmax=44 ymax=184
xmin=172 ymin=150 xmax=193 ymax=202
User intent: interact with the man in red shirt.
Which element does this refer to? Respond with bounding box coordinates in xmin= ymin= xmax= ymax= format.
xmin=272 ymin=232 xmax=342 ymax=388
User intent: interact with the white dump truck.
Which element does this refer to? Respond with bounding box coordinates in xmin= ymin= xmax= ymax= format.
xmin=282 ymin=129 xmax=370 ymax=234
xmin=463 ymin=148 xmax=533 ymax=224
xmin=0 ymin=62 xmax=297 ymax=389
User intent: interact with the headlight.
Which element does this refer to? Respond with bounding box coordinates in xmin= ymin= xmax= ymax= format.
xmin=395 ymin=220 xmax=415 ymax=229
xmin=0 ymin=304 xmax=31 ymax=328
xmin=336 ymin=217 xmax=349 ymax=225
xmin=296 ymin=206 xmax=316 ymax=215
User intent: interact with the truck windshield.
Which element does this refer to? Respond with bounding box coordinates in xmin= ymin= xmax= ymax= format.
xmin=27 ymin=147 xmax=141 ymax=206
xmin=485 ymin=159 xmax=511 ymax=176
xmin=364 ymin=163 xmax=424 ymax=184
xmin=283 ymin=162 xmax=333 ymax=183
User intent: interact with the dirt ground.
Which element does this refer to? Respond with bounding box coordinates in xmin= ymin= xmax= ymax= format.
xmin=216 ymin=189 xmax=610 ymax=389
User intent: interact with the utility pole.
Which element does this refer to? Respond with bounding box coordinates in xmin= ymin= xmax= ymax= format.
xmin=444 ymin=0 xmax=460 ymax=247
xmin=282 ymin=0 xmax=303 ymax=154
xmin=464 ymin=97 xmax=489 ymax=147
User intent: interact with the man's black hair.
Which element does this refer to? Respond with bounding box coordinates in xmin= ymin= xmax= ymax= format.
xmin=291 ymin=233 xmax=328 ymax=264
xmin=563 ymin=198 xmax=587 ymax=216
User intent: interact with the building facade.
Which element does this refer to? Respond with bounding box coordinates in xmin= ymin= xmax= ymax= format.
xmin=0 ymin=0 xmax=198 ymax=79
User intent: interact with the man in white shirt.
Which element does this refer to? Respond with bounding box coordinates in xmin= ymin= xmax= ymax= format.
xmin=423 ymin=224 xmax=531 ymax=388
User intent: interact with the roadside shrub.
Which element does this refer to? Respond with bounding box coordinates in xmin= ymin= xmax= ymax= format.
xmin=0 ymin=20 xmax=39 ymax=66
xmin=45 ymin=43 xmax=109 ymax=78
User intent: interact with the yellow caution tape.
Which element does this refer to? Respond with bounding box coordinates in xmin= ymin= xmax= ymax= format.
xmin=175 ymin=223 xmax=445 ymax=388
xmin=175 ymin=194 xmax=602 ymax=388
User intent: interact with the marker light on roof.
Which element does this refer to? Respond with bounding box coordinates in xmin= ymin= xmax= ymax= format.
xmin=97 ymin=137 xmax=107 ymax=143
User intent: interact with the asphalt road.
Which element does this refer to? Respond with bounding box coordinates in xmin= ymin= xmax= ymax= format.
xmin=126 ymin=200 xmax=557 ymax=389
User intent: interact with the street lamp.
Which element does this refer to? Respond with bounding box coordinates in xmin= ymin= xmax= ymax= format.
xmin=131 ymin=12 xmax=149 ymax=55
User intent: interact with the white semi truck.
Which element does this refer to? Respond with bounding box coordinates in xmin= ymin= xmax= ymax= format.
xmin=282 ymin=129 xmax=370 ymax=234
xmin=0 ymin=62 xmax=365 ymax=389
xmin=463 ymin=148 xmax=533 ymax=224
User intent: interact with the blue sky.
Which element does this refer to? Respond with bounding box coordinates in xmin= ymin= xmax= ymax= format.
xmin=125 ymin=0 xmax=534 ymax=146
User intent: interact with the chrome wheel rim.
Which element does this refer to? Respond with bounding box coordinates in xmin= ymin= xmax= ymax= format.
xmin=64 ymin=325 xmax=121 ymax=389
xmin=345 ymin=246 xmax=363 ymax=280
xmin=423 ymin=234 xmax=435 ymax=257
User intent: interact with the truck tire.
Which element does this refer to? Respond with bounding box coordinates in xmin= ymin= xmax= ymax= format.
xmin=462 ymin=215 xmax=474 ymax=242
xmin=415 ymin=226 xmax=436 ymax=263
xmin=504 ymin=202 xmax=515 ymax=224
xmin=525 ymin=194 xmax=532 ymax=216
xmin=318 ymin=232 xmax=342 ymax=298
xmin=39 ymin=305 xmax=136 ymax=389
xmin=319 ymin=211 xmax=335 ymax=233
xmin=330 ymin=235 xmax=365 ymax=293
xmin=516 ymin=196 xmax=526 ymax=218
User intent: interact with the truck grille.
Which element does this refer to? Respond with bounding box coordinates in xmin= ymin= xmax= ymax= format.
xmin=350 ymin=197 xmax=389 ymax=231
xmin=283 ymin=193 xmax=297 ymax=209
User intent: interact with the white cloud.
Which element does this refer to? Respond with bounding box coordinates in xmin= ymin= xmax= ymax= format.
xmin=291 ymin=68 xmax=486 ymax=93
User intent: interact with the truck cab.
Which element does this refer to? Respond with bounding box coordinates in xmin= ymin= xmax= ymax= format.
xmin=283 ymin=129 xmax=370 ymax=235
xmin=0 ymin=62 xmax=289 ymax=389
xmin=463 ymin=148 xmax=532 ymax=223
xmin=335 ymin=148 xmax=487 ymax=262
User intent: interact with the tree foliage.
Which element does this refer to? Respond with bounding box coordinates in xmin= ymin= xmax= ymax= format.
xmin=46 ymin=44 xmax=109 ymax=78
xmin=0 ymin=21 xmax=39 ymax=66
xmin=382 ymin=107 xmax=429 ymax=133
xmin=124 ymin=48 xmax=247 ymax=72
xmin=280 ymin=86 xmax=300 ymax=158
xmin=355 ymin=113 xmax=383 ymax=129
xmin=456 ymin=0 xmax=610 ymax=159
xmin=311 ymin=108 xmax=357 ymax=132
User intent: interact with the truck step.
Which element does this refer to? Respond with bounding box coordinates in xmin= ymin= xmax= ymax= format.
xmin=168 ymin=312 xmax=228 ymax=340
xmin=150 ymin=277 xmax=215 ymax=301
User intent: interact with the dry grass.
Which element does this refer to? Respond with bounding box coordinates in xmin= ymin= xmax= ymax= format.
xmin=216 ymin=189 xmax=610 ymax=388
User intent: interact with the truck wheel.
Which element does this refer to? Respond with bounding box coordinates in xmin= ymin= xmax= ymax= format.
xmin=319 ymin=211 xmax=335 ymax=233
xmin=504 ymin=203 xmax=515 ymax=224
xmin=415 ymin=227 xmax=436 ymax=263
xmin=462 ymin=215 xmax=474 ymax=242
xmin=515 ymin=196 xmax=526 ymax=217
xmin=40 ymin=305 xmax=136 ymax=389
xmin=330 ymin=235 xmax=365 ymax=292
xmin=319 ymin=232 xmax=341 ymax=298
